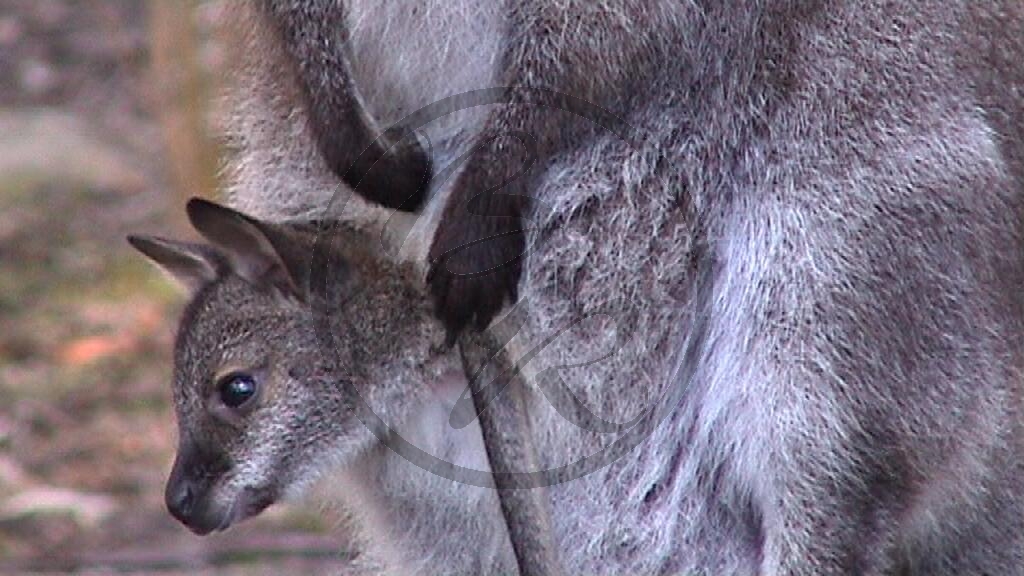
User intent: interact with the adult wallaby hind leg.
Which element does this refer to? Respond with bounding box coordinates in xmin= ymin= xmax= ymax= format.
xmin=259 ymin=0 xmax=432 ymax=211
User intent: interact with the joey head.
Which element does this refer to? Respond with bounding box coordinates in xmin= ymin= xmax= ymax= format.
xmin=129 ymin=199 xmax=452 ymax=535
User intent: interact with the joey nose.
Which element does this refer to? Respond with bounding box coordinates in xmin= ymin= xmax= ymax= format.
xmin=165 ymin=477 xmax=196 ymax=524
xmin=164 ymin=444 xmax=231 ymax=534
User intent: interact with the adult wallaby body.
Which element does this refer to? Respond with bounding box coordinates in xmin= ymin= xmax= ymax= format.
xmin=131 ymin=0 xmax=1024 ymax=574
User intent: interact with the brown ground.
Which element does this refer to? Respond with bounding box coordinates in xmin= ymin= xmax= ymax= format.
xmin=0 ymin=2 xmax=353 ymax=573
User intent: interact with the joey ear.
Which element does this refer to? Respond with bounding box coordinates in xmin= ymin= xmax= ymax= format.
xmin=127 ymin=235 xmax=221 ymax=293
xmin=185 ymin=198 xmax=311 ymax=301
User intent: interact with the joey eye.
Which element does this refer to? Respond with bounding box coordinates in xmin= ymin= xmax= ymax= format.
xmin=217 ymin=372 xmax=258 ymax=409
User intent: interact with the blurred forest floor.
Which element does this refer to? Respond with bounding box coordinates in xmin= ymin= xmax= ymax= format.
xmin=0 ymin=1 xmax=352 ymax=573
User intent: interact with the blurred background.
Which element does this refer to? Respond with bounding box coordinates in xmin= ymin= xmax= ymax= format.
xmin=0 ymin=1 xmax=352 ymax=573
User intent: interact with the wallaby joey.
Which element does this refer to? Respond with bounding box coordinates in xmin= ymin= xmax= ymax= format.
xmin=134 ymin=0 xmax=1024 ymax=574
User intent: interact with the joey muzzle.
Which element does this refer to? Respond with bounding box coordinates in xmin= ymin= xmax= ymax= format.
xmin=165 ymin=442 xmax=277 ymax=535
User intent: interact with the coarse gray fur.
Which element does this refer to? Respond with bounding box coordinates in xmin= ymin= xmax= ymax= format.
xmin=137 ymin=0 xmax=1024 ymax=574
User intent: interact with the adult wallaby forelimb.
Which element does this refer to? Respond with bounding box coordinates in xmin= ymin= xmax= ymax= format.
xmin=259 ymin=0 xmax=432 ymax=212
xmin=254 ymin=0 xmax=688 ymax=338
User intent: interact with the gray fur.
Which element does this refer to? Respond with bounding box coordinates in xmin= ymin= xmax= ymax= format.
xmin=139 ymin=1 xmax=1024 ymax=574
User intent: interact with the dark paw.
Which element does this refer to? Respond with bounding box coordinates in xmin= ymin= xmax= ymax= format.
xmin=427 ymin=217 xmax=524 ymax=344
xmin=344 ymin=130 xmax=432 ymax=212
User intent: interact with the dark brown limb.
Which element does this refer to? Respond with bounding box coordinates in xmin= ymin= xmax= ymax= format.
xmin=260 ymin=0 xmax=431 ymax=211
xmin=459 ymin=327 xmax=563 ymax=576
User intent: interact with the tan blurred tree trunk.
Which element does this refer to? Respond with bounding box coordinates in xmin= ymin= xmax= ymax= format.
xmin=149 ymin=0 xmax=220 ymax=229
